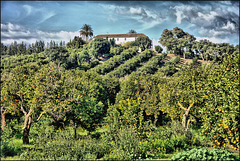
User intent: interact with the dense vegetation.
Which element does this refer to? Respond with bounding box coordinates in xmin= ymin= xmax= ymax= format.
xmin=1 ymin=27 xmax=239 ymax=160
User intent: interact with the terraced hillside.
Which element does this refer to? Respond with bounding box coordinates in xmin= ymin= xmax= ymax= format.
xmin=89 ymin=47 xmax=205 ymax=79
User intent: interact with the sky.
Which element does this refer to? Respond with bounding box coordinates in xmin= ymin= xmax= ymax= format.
xmin=1 ymin=1 xmax=239 ymax=46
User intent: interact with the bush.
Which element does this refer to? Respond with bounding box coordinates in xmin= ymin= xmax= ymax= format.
xmin=171 ymin=56 xmax=181 ymax=65
xmin=101 ymin=126 xmax=142 ymax=160
xmin=1 ymin=141 xmax=20 ymax=157
xmin=20 ymin=130 xmax=109 ymax=160
xmin=107 ymin=49 xmax=154 ymax=78
xmin=134 ymin=54 xmax=164 ymax=75
xmin=171 ymin=148 xmax=238 ymax=161
xmin=110 ymin=46 xmax=124 ymax=56
xmin=155 ymin=45 xmax=163 ymax=53
xmin=91 ymin=47 xmax=138 ymax=75
xmin=161 ymin=63 xmax=177 ymax=76
xmin=88 ymin=38 xmax=110 ymax=59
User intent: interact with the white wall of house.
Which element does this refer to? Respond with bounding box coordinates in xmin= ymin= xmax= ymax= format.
xmin=108 ymin=37 xmax=137 ymax=44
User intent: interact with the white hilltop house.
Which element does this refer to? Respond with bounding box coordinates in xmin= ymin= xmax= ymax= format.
xmin=93 ymin=33 xmax=148 ymax=45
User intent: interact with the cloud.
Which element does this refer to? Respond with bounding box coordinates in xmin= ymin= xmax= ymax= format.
xmin=196 ymin=36 xmax=230 ymax=44
xmin=112 ymin=5 xmax=165 ymax=30
xmin=221 ymin=21 xmax=236 ymax=30
xmin=23 ymin=4 xmax=32 ymax=16
xmin=1 ymin=23 xmax=79 ymax=45
xmin=171 ymin=3 xmax=239 ymax=39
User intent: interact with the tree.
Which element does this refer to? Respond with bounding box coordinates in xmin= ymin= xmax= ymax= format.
xmin=88 ymin=37 xmax=110 ymax=59
xmin=78 ymin=49 xmax=90 ymax=65
xmin=67 ymin=36 xmax=86 ymax=49
xmin=44 ymin=46 xmax=70 ymax=68
xmin=155 ymin=45 xmax=163 ymax=53
xmin=135 ymin=36 xmax=152 ymax=51
xmin=1 ymin=63 xmax=42 ymax=144
xmin=159 ymin=27 xmax=196 ymax=56
xmin=17 ymin=42 xmax=27 ymax=55
xmin=128 ymin=29 xmax=137 ymax=33
xmin=0 ymin=43 xmax=7 ymax=56
xmin=109 ymin=38 xmax=116 ymax=47
xmin=80 ymin=24 xmax=93 ymax=42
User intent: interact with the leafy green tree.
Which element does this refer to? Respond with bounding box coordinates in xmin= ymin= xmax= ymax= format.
xmin=78 ymin=49 xmax=90 ymax=65
xmin=128 ymin=29 xmax=137 ymax=33
xmin=44 ymin=46 xmax=70 ymax=68
xmin=159 ymin=27 xmax=196 ymax=57
xmin=0 ymin=43 xmax=7 ymax=56
xmin=80 ymin=24 xmax=93 ymax=42
xmin=66 ymin=36 xmax=86 ymax=49
xmin=155 ymin=45 xmax=163 ymax=53
xmin=17 ymin=42 xmax=27 ymax=55
xmin=68 ymin=95 xmax=104 ymax=136
xmin=1 ymin=63 xmax=42 ymax=144
xmin=88 ymin=37 xmax=110 ymax=59
xmin=109 ymin=38 xmax=116 ymax=47
xmin=135 ymin=36 xmax=152 ymax=51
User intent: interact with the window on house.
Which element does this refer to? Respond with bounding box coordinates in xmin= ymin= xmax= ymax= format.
xmin=117 ymin=38 xmax=119 ymax=41
xmin=125 ymin=38 xmax=126 ymax=41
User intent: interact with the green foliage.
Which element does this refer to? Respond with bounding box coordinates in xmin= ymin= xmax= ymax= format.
xmin=88 ymin=37 xmax=111 ymax=59
xmin=101 ymin=126 xmax=143 ymax=160
xmin=155 ymin=45 xmax=163 ymax=53
xmin=20 ymin=130 xmax=109 ymax=160
xmin=160 ymin=62 xmax=177 ymax=76
xmin=171 ymin=56 xmax=181 ymax=65
xmin=44 ymin=46 xmax=70 ymax=68
xmin=69 ymin=96 xmax=104 ymax=132
xmin=1 ymin=53 xmax=48 ymax=72
xmin=1 ymin=141 xmax=20 ymax=157
xmin=77 ymin=49 xmax=90 ymax=65
xmin=66 ymin=36 xmax=85 ymax=48
xmin=171 ymin=148 xmax=238 ymax=161
xmin=135 ymin=36 xmax=152 ymax=51
xmin=107 ymin=49 xmax=154 ymax=78
xmin=134 ymin=54 xmax=165 ymax=75
xmin=110 ymin=46 xmax=124 ymax=56
xmin=91 ymin=47 xmax=138 ymax=75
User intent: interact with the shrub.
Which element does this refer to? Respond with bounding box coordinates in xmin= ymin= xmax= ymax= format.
xmin=171 ymin=148 xmax=238 ymax=161
xmin=171 ymin=56 xmax=181 ymax=65
xmin=101 ymin=126 xmax=142 ymax=160
xmin=155 ymin=45 xmax=163 ymax=53
xmin=20 ymin=130 xmax=109 ymax=160
xmin=88 ymin=38 xmax=110 ymax=59
xmin=134 ymin=54 xmax=164 ymax=75
xmin=161 ymin=63 xmax=177 ymax=76
xmin=107 ymin=49 xmax=154 ymax=78
xmin=91 ymin=47 xmax=138 ymax=75
xmin=1 ymin=141 xmax=19 ymax=157
xmin=110 ymin=46 xmax=124 ymax=56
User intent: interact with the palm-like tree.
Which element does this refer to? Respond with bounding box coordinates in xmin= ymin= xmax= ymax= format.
xmin=80 ymin=24 xmax=93 ymax=42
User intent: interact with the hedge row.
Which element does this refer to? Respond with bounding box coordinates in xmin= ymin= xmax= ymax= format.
xmin=106 ymin=49 xmax=154 ymax=78
xmin=1 ymin=53 xmax=48 ymax=72
xmin=90 ymin=47 xmax=138 ymax=75
xmin=133 ymin=54 xmax=166 ymax=75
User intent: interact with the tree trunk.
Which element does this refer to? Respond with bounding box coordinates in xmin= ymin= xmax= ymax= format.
xmin=201 ymin=53 xmax=205 ymax=61
xmin=23 ymin=115 xmax=32 ymax=144
xmin=183 ymin=52 xmax=186 ymax=59
xmin=1 ymin=107 xmax=7 ymax=131
xmin=74 ymin=123 xmax=77 ymax=139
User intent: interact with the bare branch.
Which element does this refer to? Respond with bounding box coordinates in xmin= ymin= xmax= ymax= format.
xmin=178 ymin=101 xmax=186 ymax=111
xmin=21 ymin=105 xmax=27 ymax=116
xmin=36 ymin=112 xmax=45 ymax=122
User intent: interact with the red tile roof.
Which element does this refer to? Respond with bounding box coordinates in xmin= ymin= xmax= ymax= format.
xmin=93 ymin=33 xmax=147 ymax=38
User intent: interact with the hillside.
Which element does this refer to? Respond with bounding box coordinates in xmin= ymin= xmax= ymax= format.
xmin=1 ymin=28 xmax=239 ymax=160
